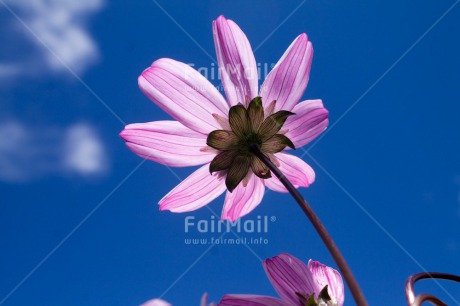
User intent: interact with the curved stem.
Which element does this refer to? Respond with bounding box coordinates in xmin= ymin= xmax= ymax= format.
xmin=413 ymin=294 xmax=446 ymax=306
xmin=251 ymin=146 xmax=368 ymax=306
xmin=405 ymin=272 xmax=460 ymax=306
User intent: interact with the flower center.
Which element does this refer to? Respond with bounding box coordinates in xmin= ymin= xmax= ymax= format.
xmin=206 ymin=96 xmax=296 ymax=192
xmin=237 ymin=132 xmax=262 ymax=155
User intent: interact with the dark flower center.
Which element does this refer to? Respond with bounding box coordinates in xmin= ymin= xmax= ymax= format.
xmin=237 ymin=132 xmax=262 ymax=155
xmin=206 ymin=96 xmax=296 ymax=192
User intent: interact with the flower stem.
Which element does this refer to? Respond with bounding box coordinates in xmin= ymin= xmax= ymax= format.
xmin=405 ymin=272 xmax=460 ymax=306
xmin=250 ymin=146 xmax=368 ymax=306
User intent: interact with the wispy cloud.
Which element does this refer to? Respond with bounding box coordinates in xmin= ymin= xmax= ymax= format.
xmin=1 ymin=0 xmax=104 ymax=80
xmin=62 ymin=124 xmax=109 ymax=177
xmin=0 ymin=63 xmax=22 ymax=78
xmin=0 ymin=121 xmax=109 ymax=183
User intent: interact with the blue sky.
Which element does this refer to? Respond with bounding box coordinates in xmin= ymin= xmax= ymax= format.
xmin=1 ymin=0 xmax=460 ymax=305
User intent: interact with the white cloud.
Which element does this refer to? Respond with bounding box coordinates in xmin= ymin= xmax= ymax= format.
xmin=62 ymin=123 xmax=108 ymax=176
xmin=0 ymin=121 xmax=108 ymax=182
xmin=1 ymin=0 xmax=104 ymax=78
xmin=0 ymin=122 xmax=33 ymax=181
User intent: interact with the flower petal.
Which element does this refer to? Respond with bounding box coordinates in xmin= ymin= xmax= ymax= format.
xmin=207 ymin=130 xmax=239 ymax=151
xmin=139 ymin=58 xmax=228 ymax=134
xmin=259 ymin=34 xmax=313 ymax=112
xmin=228 ymin=104 xmax=251 ymax=138
xmin=251 ymin=157 xmax=271 ymax=179
xmin=308 ymin=260 xmax=345 ymax=306
xmin=263 ymin=253 xmax=317 ymax=306
xmin=247 ymin=96 xmax=265 ymax=132
xmin=284 ymin=99 xmax=329 ymax=148
xmin=210 ymin=150 xmax=238 ymax=173
xmin=222 ymin=175 xmax=265 ymax=221
xmin=201 ymin=293 xmax=216 ymax=306
xmin=218 ymin=294 xmax=291 ymax=306
xmin=159 ymin=163 xmax=226 ymax=212
xmin=120 ymin=121 xmax=215 ymax=167
xmin=213 ymin=15 xmax=258 ymax=106
xmin=259 ymin=111 xmax=294 ymax=141
xmin=264 ymin=153 xmax=315 ymax=193
xmin=261 ymin=135 xmax=295 ymax=154
xmin=141 ymin=299 xmax=171 ymax=306
xmin=225 ymin=155 xmax=252 ymax=192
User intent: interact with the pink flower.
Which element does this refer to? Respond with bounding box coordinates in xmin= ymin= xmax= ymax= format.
xmin=218 ymin=253 xmax=344 ymax=306
xmin=120 ymin=15 xmax=329 ymax=221
xmin=142 ymin=293 xmax=215 ymax=306
xmin=141 ymin=299 xmax=171 ymax=306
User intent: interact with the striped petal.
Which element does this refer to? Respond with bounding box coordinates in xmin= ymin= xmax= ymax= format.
xmin=261 ymin=135 xmax=295 ymax=153
xmin=120 ymin=121 xmax=215 ymax=167
xmin=213 ymin=15 xmax=258 ymax=106
xmin=225 ymin=155 xmax=252 ymax=192
xmin=139 ymin=58 xmax=229 ymax=134
xmin=308 ymin=260 xmax=345 ymax=306
xmin=218 ymin=295 xmax=291 ymax=306
xmin=263 ymin=253 xmax=317 ymax=306
xmin=264 ymin=153 xmax=315 ymax=193
xmin=159 ymin=163 xmax=226 ymax=212
xmin=221 ymin=174 xmax=265 ymax=221
xmin=284 ymin=100 xmax=329 ymax=149
xmin=201 ymin=293 xmax=216 ymax=306
xmin=260 ymin=34 xmax=313 ymax=112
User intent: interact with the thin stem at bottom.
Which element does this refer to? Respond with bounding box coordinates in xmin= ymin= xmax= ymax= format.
xmin=251 ymin=146 xmax=368 ymax=306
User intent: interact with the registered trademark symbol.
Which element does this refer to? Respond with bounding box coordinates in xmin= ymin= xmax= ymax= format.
xmin=270 ymin=216 xmax=277 ymax=222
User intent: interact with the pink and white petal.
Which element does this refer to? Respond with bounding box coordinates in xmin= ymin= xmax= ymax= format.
xmin=259 ymin=34 xmax=313 ymax=112
xmin=218 ymin=295 xmax=291 ymax=306
xmin=139 ymin=58 xmax=229 ymax=134
xmin=201 ymin=293 xmax=216 ymax=306
xmin=308 ymin=260 xmax=345 ymax=306
xmin=284 ymin=99 xmax=329 ymax=149
xmin=221 ymin=175 xmax=265 ymax=221
xmin=120 ymin=121 xmax=216 ymax=167
xmin=264 ymin=153 xmax=315 ymax=193
xmin=141 ymin=299 xmax=171 ymax=306
xmin=263 ymin=253 xmax=316 ymax=306
xmin=213 ymin=15 xmax=258 ymax=107
xmin=159 ymin=163 xmax=226 ymax=212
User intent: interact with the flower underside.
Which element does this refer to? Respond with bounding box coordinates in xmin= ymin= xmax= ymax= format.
xmin=206 ymin=96 xmax=296 ymax=192
xmin=297 ymin=285 xmax=336 ymax=306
